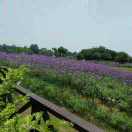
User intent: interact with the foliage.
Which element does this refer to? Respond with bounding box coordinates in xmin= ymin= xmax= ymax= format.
xmin=115 ymin=52 xmax=130 ymax=63
xmin=95 ymin=105 xmax=109 ymax=121
xmin=0 ymin=44 xmax=131 ymax=62
xmin=0 ymin=44 xmax=31 ymax=53
xmin=0 ymin=66 xmax=29 ymax=126
xmin=0 ymin=112 xmax=72 ymax=132
xmin=77 ymin=46 xmax=132 ymax=63
xmin=40 ymin=48 xmax=54 ymax=56
xmin=0 ymin=66 xmax=73 ymax=132
xmin=52 ymin=47 xmax=67 ymax=57
xmin=22 ymin=69 xmax=132 ymax=131
xmin=77 ymin=46 xmax=116 ymax=60
xmin=110 ymin=112 xmax=132 ymax=131
xmin=0 ymin=44 xmax=74 ymax=58
xmin=30 ymin=44 xmax=39 ymax=54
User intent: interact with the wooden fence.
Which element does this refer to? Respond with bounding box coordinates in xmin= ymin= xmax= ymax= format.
xmin=14 ymin=84 xmax=104 ymax=132
xmin=0 ymin=66 xmax=103 ymax=132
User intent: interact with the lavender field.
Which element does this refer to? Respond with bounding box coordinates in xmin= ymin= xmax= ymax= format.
xmin=0 ymin=51 xmax=132 ymax=131
xmin=0 ymin=51 xmax=132 ymax=84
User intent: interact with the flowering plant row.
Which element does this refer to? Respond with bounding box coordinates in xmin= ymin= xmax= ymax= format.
xmin=0 ymin=52 xmax=132 ymax=84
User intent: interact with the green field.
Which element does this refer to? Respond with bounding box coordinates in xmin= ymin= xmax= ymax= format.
xmin=21 ymin=68 xmax=132 ymax=132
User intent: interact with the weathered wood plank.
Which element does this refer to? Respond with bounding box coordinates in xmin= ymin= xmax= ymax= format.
xmin=16 ymin=85 xmax=104 ymax=132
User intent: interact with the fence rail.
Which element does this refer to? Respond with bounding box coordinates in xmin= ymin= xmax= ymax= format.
xmin=0 ymin=66 xmax=103 ymax=132
xmin=15 ymin=85 xmax=104 ymax=132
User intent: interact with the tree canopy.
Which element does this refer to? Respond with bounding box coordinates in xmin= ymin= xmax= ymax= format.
xmin=0 ymin=44 xmax=131 ymax=63
xmin=77 ymin=46 xmax=131 ymax=63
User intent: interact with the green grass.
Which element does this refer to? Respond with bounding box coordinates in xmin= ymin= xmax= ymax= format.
xmin=22 ymin=69 xmax=132 ymax=131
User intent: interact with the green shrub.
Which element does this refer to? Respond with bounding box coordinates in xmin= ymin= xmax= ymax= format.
xmin=0 ymin=66 xmax=73 ymax=132
xmin=22 ymin=68 xmax=132 ymax=131
xmin=95 ymin=105 xmax=109 ymax=121
xmin=110 ymin=112 xmax=132 ymax=131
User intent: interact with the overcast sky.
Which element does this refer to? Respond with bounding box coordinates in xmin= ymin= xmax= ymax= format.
xmin=0 ymin=0 xmax=132 ymax=55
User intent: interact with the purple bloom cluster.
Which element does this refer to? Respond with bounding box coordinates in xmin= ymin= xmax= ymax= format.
xmin=0 ymin=52 xmax=132 ymax=83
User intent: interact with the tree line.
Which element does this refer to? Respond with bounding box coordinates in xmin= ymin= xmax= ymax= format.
xmin=0 ymin=44 xmax=131 ymax=63
xmin=77 ymin=46 xmax=132 ymax=63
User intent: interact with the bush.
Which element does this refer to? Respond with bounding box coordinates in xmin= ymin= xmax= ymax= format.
xmin=0 ymin=66 xmax=73 ymax=132
xmin=110 ymin=112 xmax=132 ymax=131
xmin=95 ymin=105 xmax=109 ymax=121
xmin=115 ymin=52 xmax=129 ymax=63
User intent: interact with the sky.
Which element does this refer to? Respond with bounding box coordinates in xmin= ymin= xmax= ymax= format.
xmin=0 ymin=0 xmax=132 ymax=55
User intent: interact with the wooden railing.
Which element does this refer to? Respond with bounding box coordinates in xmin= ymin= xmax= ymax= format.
xmin=14 ymin=84 xmax=104 ymax=132
xmin=0 ymin=66 xmax=103 ymax=132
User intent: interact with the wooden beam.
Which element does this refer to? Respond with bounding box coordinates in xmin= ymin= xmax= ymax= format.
xmin=16 ymin=85 xmax=104 ymax=132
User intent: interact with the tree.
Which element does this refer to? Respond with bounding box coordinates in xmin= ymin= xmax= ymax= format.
xmin=52 ymin=48 xmax=58 ymax=56
xmin=115 ymin=52 xmax=129 ymax=63
xmin=101 ymin=52 xmax=112 ymax=60
xmin=2 ymin=44 xmax=8 ymax=52
xmin=129 ymin=57 xmax=132 ymax=63
xmin=77 ymin=49 xmax=102 ymax=60
xmin=40 ymin=48 xmax=53 ymax=56
xmin=58 ymin=46 xmax=68 ymax=57
xmin=52 ymin=46 xmax=69 ymax=57
xmin=30 ymin=44 xmax=39 ymax=54
xmin=77 ymin=46 xmax=124 ymax=61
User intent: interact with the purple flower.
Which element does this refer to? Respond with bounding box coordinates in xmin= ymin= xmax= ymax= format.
xmin=0 ymin=52 xmax=132 ymax=84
